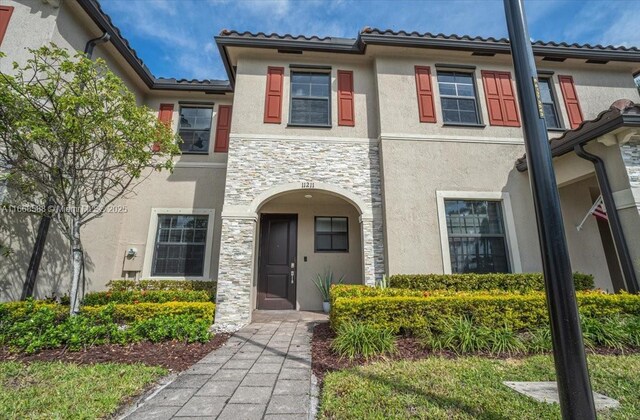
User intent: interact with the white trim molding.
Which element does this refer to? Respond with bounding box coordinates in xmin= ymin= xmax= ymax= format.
xmin=381 ymin=132 xmax=525 ymax=146
xmin=142 ymin=207 xmax=216 ymax=280
xmin=230 ymin=133 xmax=378 ymax=145
xmin=436 ymin=190 xmax=523 ymax=274
xmin=173 ymin=161 xmax=227 ymax=169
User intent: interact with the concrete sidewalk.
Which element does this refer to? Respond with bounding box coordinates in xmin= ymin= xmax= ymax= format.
xmin=124 ymin=311 xmax=326 ymax=420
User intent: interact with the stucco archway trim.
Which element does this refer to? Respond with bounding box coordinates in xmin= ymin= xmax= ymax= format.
xmin=219 ymin=182 xmax=373 ymax=220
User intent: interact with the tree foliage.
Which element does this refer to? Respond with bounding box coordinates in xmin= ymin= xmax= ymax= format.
xmin=0 ymin=44 xmax=180 ymax=312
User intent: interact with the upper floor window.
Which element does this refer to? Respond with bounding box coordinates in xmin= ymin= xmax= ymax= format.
xmin=290 ymin=72 xmax=331 ymax=127
xmin=152 ymin=214 xmax=209 ymax=276
xmin=445 ymin=199 xmax=509 ymax=274
xmin=178 ymin=106 xmax=213 ymax=154
xmin=538 ymin=78 xmax=561 ymax=129
xmin=437 ymin=71 xmax=480 ymax=125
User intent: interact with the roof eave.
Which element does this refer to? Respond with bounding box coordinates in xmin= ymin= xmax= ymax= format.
xmin=515 ymin=115 xmax=640 ymax=172
xmin=78 ymin=0 xmax=232 ymax=94
xmin=361 ymin=33 xmax=640 ymax=62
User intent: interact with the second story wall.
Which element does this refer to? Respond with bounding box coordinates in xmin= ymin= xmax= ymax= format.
xmin=231 ymin=50 xmax=379 ymax=140
xmin=373 ymin=46 xmax=639 ymax=140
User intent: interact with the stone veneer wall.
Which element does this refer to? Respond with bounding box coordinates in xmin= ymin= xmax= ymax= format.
xmin=621 ymin=139 xmax=640 ymax=210
xmin=214 ymin=137 xmax=384 ymax=329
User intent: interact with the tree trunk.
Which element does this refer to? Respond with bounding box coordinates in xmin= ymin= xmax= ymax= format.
xmin=69 ymin=220 xmax=83 ymax=315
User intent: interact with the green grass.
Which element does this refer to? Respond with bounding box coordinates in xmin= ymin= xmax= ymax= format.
xmin=0 ymin=361 xmax=166 ymax=419
xmin=319 ymin=355 xmax=640 ymax=419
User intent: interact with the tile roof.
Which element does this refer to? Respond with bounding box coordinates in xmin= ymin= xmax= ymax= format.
xmin=78 ymin=0 xmax=231 ymax=93
xmin=361 ymin=28 xmax=640 ymax=53
xmin=515 ymin=99 xmax=640 ymax=171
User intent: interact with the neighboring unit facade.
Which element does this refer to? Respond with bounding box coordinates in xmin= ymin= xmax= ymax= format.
xmin=1 ymin=0 xmax=640 ymax=330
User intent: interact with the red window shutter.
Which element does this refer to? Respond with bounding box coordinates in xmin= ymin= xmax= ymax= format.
xmin=158 ymin=103 xmax=174 ymax=125
xmin=558 ymin=75 xmax=584 ymax=129
xmin=481 ymin=70 xmax=520 ymax=127
xmin=154 ymin=103 xmax=174 ymax=152
xmin=414 ymin=66 xmax=436 ymax=123
xmin=214 ymin=105 xmax=232 ymax=152
xmin=264 ymin=66 xmax=284 ymax=123
xmin=0 ymin=6 xmax=14 ymax=47
xmin=337 ymin=70 xmax=355 ymax=126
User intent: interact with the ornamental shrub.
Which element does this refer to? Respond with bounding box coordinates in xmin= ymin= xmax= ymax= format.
xmin=389 ymin=272 xmax=594 ymax=293
xmin=81 ymin=302 xmax=215 ymax=323
xmin=107 ymin=279 xmax=216 ymax=296
xmin=330 ymin=286 xmax=640 ymax=335
xmin=83 ymin=290 xmax=211 ymax=305
xmin=331 ymin=322 xmax=395 ymax=359
xmin=0 ymin=302 xmax=213 ymax=353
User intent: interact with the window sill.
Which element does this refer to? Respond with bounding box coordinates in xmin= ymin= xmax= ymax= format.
xmin=287 ymin=123 xmax=332 ymax=129
xmin=546 ymin=127 xmax=567 ymax=132
xmin=314 ymin=250 xmax=349 ymax=253
xmin=442 ymin=123 xmax=486 ymax=128
xmin=180 ymin=152 xmax=210 ymax=155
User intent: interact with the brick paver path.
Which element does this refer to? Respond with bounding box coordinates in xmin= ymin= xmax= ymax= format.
xmin=125 ymin=311 xmax=325 ymax=420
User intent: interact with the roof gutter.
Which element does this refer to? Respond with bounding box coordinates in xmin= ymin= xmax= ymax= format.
xmin=574 ymin=143 xmax=639 ymax=293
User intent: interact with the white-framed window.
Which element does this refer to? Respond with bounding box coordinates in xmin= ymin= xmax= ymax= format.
xmin=142 ymin=208 xmax=215 ymax=279
xmin=437 ymin=71 xmax=481 ymax=125
xmin=436 ymin=191 xmax=522 ymax=274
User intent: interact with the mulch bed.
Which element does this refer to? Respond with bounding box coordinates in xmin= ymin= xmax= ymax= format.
xmin=0 ymin=334 xmax=229 ymax=372
xmin=311 ymin=322 xmax=639 ymax=383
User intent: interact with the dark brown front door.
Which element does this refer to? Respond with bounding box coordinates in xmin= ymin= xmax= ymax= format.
xmin=257 ymin=214 xmax=297 ymax=309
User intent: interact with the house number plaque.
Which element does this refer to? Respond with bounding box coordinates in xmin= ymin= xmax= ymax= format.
xmin=301 ymin=182 xmax=315 ymax=189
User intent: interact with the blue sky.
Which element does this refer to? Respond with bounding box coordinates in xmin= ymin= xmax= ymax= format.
xmin=100 ymin=0 xmax=640 ymax=81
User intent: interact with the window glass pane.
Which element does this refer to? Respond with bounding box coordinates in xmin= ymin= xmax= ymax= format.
xmin=543 ymin=104 xmax=560 ymax=128
xmin=291 ymin=73 xmax=311 ymax=84
xmin=437 ymin=72 xmax=455 ymax=83
xmin=310 ymin=83 xmax=329 ymax=97
xmin=454 ymin=72 xmax=474 ymax=85
xmin=291 ymin=98 xmax=329 ymax=125
xmin=538 ymin=79 xmax=554 ymax=103
xmin=456 ymin=83 xmax=475 ymax=97
xmin=441 ymin=98 xmax=460 ymax=111
xmin=332 ymin=233 xmax=348 ymax=251
xmin=445 ymin=200 xmax=509 ymax=274
xmin=311 ymin=73 xmax=330 ymax=85
xmin=291 ymin=83 xmax=310 ymax=97
xmin=439 ymin=82 xmax=457 ymax=96
xmin=152 ymin=215 xmax=208 ymax=276
xmin=316 ymin=217 xmax=332 ymax=232
xmin=458 ymin=99 xmax=476 ymax=112
xmin=443 ymin=110 xmax=460 ymax=123
xmin=332 ymin=217 xmax=348 ymax=232
xmin=316 ymin=234 xmax=332 ymax=250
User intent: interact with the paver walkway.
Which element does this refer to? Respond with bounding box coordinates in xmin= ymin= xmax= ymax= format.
xmin=124 ymin=311 xmax=326 ymax=420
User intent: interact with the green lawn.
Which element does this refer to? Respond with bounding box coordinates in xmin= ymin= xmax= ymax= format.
xmin=319 ymin=354 xmax=640 ymax=419
xmin=0 ymin=361 xmax=166 ymax=419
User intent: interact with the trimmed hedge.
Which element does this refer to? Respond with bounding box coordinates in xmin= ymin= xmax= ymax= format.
xmin=389 ymin=272 xmax=594 ymax=293
xmin=108 ymin=279 xmax=216 ymax=294
xmin=330 ymin=286 xmax=640 ymax=334
xmin=83 ymin=290 xmax=211 ymax=306
xmin=82 ymin=302 xmax=215 ymax=323
xmin=0 ymin=300 xmax=215 ymax=324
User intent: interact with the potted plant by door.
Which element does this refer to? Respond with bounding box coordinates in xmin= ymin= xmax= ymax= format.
xmin=313 ymin=270 xmax=345 ymax=313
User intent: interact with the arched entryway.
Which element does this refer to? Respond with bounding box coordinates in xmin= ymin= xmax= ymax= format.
xmin=255 ymin=189 xmax=364 ymax=311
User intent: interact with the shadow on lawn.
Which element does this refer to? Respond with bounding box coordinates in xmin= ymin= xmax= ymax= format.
xmin=351 ymin=368 xmax=511 ymax=419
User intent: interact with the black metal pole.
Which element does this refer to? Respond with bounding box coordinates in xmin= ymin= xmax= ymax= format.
xmin=503 ymin=1 xmax=596 ymax=418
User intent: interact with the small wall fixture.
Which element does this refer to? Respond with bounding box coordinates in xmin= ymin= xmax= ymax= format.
xmin=304 ymin=194 xmax=313 ymax=199
xmin=126 ymin=247 xmax=138 ymax=259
